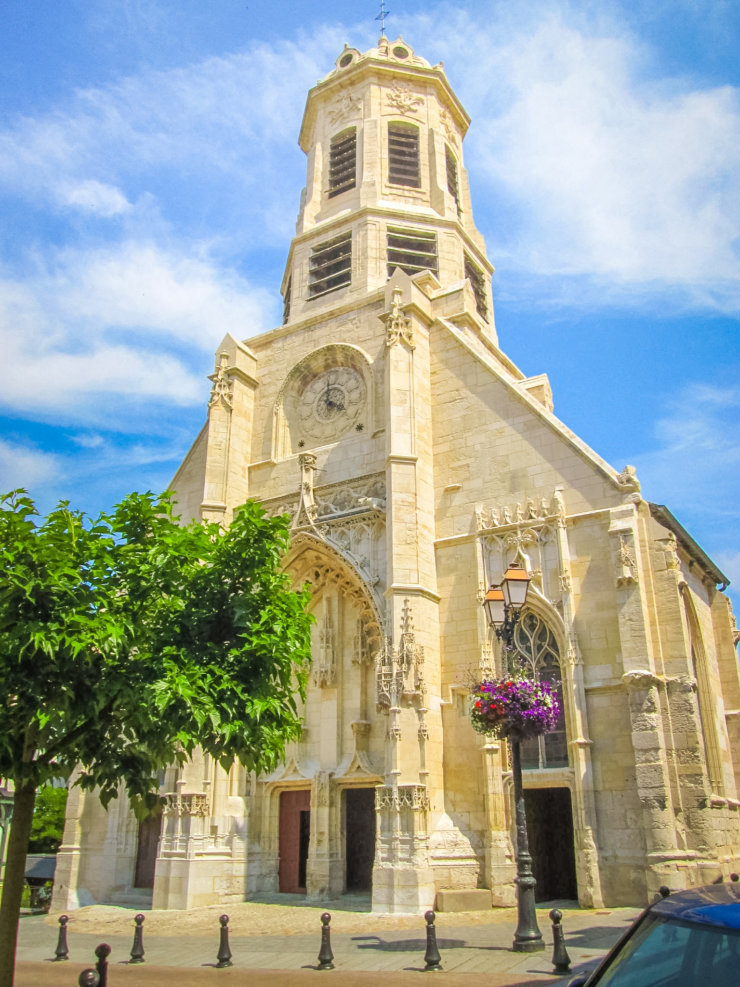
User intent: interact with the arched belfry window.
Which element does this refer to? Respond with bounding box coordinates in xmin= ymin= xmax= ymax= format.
xmin=511 ymin=611 xmax=568 ymax=769
xmin=388 ymin=122 xmax=420 ymax=188
xmin=328 ymin=127 xmax=357 ymax=198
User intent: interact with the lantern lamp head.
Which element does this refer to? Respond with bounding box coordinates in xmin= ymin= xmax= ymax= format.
xmin=501 ymin=562 xmax=531 ymax=610
xmin=483 ymin=584 xmax=506 ymax=627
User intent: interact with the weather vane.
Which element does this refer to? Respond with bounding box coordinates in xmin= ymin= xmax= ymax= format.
xmin=375 ymin=0 xmax=390 ymax=36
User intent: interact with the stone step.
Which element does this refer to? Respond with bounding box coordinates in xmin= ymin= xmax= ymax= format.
xmin=108 ymin=888 xmax=153 ymax=909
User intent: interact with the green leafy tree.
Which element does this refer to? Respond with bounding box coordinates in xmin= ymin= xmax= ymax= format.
xmin=0 ymin=491 xmax=312 ymax=985
xmin=28 ymin=785 xmax=68 ymax=854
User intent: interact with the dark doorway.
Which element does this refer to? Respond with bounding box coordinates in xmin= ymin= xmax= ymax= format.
xmin=279 ymin=790 xmax=311 ymax=893
xmin=345 ymin=788 xmax=376 ymax=892
xmin=524 ymin=787 xmax=577 ymax=901
xmin=133 ymin=807 xmax=162 ymax=889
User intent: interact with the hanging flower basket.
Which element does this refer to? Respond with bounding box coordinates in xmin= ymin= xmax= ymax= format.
xmin=470 ymin=677 xmax=560 ymax=741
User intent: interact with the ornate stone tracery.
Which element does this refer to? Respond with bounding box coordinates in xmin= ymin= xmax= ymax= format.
xmin=375 ymin=599 xmax=425 ymax=711
xmin=162 ymin=793 xmax=210 ymax=816
xmin=208 ymin=352 xmax=234 ymax=409
xmin=384 ymin=288 xmax=415 ymax=349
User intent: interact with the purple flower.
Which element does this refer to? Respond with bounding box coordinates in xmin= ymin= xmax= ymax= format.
xmin=469 ymin=676 xmax=561 ymax=740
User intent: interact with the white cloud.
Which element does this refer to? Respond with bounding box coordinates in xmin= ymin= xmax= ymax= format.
xmin=0 ymin=241 xmax=274 ymax=421
xmin=406 ymin=6 xmax=740 ymax=310
xmin=0 ymin=32 xmax=342 ymax=236
xmin=0 ymin=440 xmax=59 ymax=491
xmin=59 ymin=179 xmax=131 ymax=217
xmin=630 ymin=381 xmax=740 ymax=516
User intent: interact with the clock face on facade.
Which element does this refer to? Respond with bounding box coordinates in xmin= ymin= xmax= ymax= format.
xmin=297 ymin=366 xmax=367 ymax=443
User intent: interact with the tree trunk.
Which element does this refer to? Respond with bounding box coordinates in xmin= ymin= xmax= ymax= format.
xmin=0 ymin=782 xmax=36 ymax=987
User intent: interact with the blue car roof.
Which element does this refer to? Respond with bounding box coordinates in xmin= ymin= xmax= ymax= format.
xmin=652 ymin=883 xmax=740 ymax=930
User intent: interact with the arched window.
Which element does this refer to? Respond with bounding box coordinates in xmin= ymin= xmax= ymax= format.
xmin=388 ymin=122 xmax=420 ymax=187
xmin=681 ymin=587 xmax=723 ymax=794
xmin=328 ymin=127 xmax=357 ymax=198
xmin=512 ymin=611 xmax=568 ymax=769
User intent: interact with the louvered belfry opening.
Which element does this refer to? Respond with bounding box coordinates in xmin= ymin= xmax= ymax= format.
xmin=464 ymin=254 xmax=488 ymax=319
xmin=328 ymin=128 xmax=357 ymax=198
xmin=446 ymin=146 xmax=460 ymax=214
xmin=388 ymin=122 xmax=420 ymax=187
xmin=308 ymin=231 xmax=352 ymax=297
xmin=387 ymin=226 xmax=438 ymax=277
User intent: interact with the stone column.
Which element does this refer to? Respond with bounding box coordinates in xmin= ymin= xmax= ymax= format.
xmin=480 ymin=738 xmax=516 ymax=905
xmin=372 ymin=280 xmax=439 ymax=913
xmin=307 ymin=771 xmax=342 ymax=899
xmin=610 ymin=503 xmax=684 ymax=896
xmin=553 ymin=488 xmax=604 ymax=907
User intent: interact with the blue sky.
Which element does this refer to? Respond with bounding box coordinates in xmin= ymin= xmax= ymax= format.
xmin=1 ymin=0 xmax=738 ymax=604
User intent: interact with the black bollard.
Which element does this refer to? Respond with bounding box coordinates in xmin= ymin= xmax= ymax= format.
xmin=549 ymin=909 xmax=571 ymax=974
xmin=78 ymin=971 xmax=100 ymax=987
xmin=130 ymin=912 xmax=145 ymax=964
xmin=216 ymin=913 xmax=233 ymax=968
xmin=53 ymin=913 xmax=69 ymax=961
xmin=317 ymin=912 xmax=335 ymax=970
xmin=731 ymin=873 xmax=739 ymax=882
xmin=423 ymin=910 xmax=442 ymax=972
xmin=95 ymin=942 xmax=111 ymax=987
xmin=659 ymin=886 xmax=671 ymax=898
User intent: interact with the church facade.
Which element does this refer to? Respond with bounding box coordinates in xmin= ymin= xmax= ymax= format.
xmin=55 ymin=37 xmax=740 ymax=916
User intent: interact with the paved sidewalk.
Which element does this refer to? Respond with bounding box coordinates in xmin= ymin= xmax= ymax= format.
xmin=15 ymin=899 xmax=641 ymax=985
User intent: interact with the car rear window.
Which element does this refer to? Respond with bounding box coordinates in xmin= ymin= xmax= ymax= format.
xmin=595 ymin=912 xmax=740 ymax=986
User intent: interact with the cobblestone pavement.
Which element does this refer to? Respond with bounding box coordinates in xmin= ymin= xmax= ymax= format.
xmin=14 ymin=898 xmax=641 ymax=986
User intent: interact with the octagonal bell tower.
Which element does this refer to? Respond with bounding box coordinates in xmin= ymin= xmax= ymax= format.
xmin=282 ymin=36 xmax=496 ymax=340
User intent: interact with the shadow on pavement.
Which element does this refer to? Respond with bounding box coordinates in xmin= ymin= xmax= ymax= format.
xmin=352 ymin=934 xmax=467 ymax=951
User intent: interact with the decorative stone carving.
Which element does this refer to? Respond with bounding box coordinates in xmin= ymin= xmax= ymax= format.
xmin=440 ymin=108 xmax=457 ymax=144
xmin=353 ymin=617 xmax=374 ymax=664
xmin=657 ymin=533 xmax=681 ymax=572
xmin=384 ymin=288 xmax=415 ymax=349
xmin=313 ymin=599 xmax=337 ymax=688
xmin=476 ymin=491 xmax=561 ymax=532
xmin=617 ymin=465 xmax=641 ymax=501
xmin=162 ymin=793 xmax=209 ymax=817
xmin=286 ymin=539 xmax=383 ymax=648
xmin=478 ymin=644 xmax=494 ymax=680
xmin=292 ymin=453 xmax=319 ymax=530
xmin=375 ymin=784 xmax=429 ymax=811
xmin=263 ymin=472 xmax=386 ymax=526
xmin=314 ymin=771 xmax=331 ymax=808
xmin=478 ymin=494 xmax=564 ymax=603
xmin=386 ymin=81 xmax=424 ymax=116
xmin=617 ymin=534 xmax=638 ymax=586
xmin=375 ymin=599 xmax=425 ymax=710
xmin=328 ymin=91 xmax=362 ymax=126
xmin=208 ymin=352 xmax=233 ymax=409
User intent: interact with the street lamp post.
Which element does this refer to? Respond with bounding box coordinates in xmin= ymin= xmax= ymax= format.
xmin=482 ymin=563 xmax=544 ymax=953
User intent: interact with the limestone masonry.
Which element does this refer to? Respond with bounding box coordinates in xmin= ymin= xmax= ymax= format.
xmin=55 ymin=37 xmax=740 ymax=916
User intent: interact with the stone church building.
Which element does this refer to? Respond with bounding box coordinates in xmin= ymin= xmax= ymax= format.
xmin=55 ymin=36 xmax=740 ymax=915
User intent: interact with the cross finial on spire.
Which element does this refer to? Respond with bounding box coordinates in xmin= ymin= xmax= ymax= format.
xmin=375 ymin=0 xmax=390 ymax=37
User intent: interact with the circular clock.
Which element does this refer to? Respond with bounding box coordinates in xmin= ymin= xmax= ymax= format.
xmin=297 ymin=366 xmax=366 ymax=443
